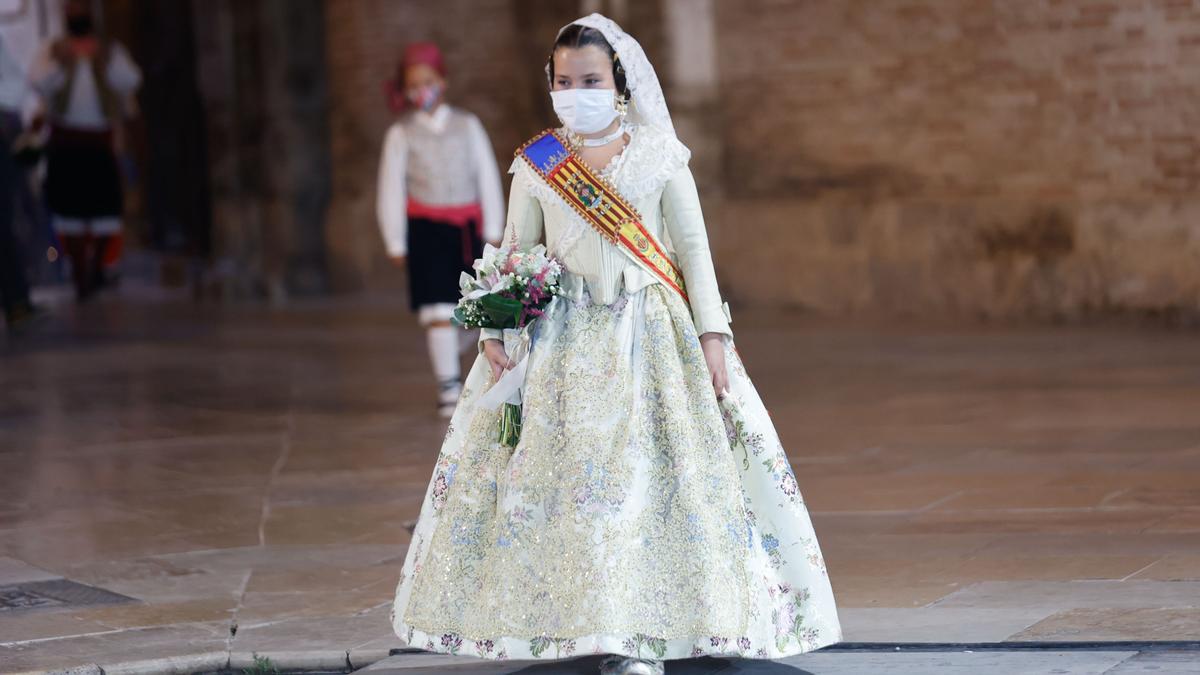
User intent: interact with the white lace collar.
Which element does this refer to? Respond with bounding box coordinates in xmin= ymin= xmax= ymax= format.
xmin=600 ymin=124 xmax=690 ymax=201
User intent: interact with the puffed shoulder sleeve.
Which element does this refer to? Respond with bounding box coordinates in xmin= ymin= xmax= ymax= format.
xmin=661 ymin=165 xmax=733 ymax=338
xmin=479 ymin=159 xmax=547 ymax=349
xmin=106 ymin=42 xmax=142 ymax=93
xmin=500 ymin=159 xmax=545 ymax=250
xmin=30 ymin=44 xmax=65 ymax=95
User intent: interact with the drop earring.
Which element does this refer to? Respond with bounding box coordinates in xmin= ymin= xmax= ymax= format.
xmin=613 ymin=54 xmax=629 ymax=118
xmin=615 ymin=93 xmax=629 ymax=118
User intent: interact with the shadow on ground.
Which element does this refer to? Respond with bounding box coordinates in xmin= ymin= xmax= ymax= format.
xmin=504 ymin=655 xmax=812 ymax=674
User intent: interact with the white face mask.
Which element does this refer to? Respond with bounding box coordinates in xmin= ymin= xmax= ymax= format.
xmin=550 ymin=88 xmax=619 ymax=135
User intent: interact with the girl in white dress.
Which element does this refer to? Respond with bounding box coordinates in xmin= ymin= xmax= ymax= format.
xmin=391 ymin=14 xmax=840 ymax=674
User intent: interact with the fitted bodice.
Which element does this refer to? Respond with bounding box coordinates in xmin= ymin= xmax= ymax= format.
xmin=503 ymin=124 xmax=731 ymax=337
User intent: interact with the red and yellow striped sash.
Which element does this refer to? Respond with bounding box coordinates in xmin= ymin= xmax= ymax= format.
xmin=517 ymin=129 xmax=688 ymax=303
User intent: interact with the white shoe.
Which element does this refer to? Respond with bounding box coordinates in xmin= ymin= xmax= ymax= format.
xmin=599 ymin=655 xmax=664 ymax=675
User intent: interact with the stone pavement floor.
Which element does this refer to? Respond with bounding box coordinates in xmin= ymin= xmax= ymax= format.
xmin=1 ymin=293 xmax=1199 ymax=673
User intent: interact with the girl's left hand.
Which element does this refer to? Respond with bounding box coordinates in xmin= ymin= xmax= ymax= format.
xmin=700 ymin=333 xmax=729 ymax=399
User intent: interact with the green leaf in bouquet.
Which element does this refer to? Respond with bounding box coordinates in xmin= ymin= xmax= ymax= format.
xmin=451 ymin=305 xmax=472 ymax=328
xmin=478 ymin=294 xmax=524 ymax=328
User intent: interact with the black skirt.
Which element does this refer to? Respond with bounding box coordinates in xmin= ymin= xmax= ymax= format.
xmin=45 ymin=126 xmax=123 ymax=219
xmin=406 ymin=217 xmax=482 ymax=311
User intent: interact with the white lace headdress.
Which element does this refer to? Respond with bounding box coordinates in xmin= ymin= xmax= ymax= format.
xmin=526 ymin=14 xmax=689 ymax=257
xmin=549 ymin=13 xmax=676 ymax=138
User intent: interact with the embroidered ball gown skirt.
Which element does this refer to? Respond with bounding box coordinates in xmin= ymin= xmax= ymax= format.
xmin=391 ymin=280 xmax=841 ymax=661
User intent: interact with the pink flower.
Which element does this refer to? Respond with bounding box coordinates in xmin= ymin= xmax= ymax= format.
xmin=431 ymin=473 xmax=449 ymax=509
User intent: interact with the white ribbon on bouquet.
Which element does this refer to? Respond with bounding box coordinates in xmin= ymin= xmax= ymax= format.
xmin=474 ymin=277 xmax=576 ymax=414
xmin=475 ymin=324 xmax=535 ymax=412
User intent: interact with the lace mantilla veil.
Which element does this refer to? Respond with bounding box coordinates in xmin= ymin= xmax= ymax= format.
xmin=529 ymin=13 xmax=688 ymax=256
xmin=548 ymin=13 xmax=678 ymax=139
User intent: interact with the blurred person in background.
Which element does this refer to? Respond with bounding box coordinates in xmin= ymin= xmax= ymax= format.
xmin=31 ymin=0 xmax=139 ymax=302
xmin=0 ymin=29 xmax=36 ymax=328
xmin=376 ymin=42 xmax=504 ymax=417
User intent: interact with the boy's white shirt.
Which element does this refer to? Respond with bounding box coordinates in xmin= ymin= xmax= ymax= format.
xmin=376 ymin=104 xmax=505 ymax=258
xmin=30 ymin=40 xmax=142 ymax=130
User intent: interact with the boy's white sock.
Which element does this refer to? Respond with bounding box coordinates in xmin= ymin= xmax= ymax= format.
xmin=427 ymin=325 xmax=461 ymax=399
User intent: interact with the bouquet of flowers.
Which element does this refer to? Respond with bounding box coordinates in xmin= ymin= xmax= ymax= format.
xmin=454 ymin=243 xmax=563 ymax=330
xmin=454 ymin=244 xmax=563 ymax=446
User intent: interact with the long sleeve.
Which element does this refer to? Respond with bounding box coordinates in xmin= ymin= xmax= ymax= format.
xmin=467 ymin=114 xmax=505 ymax=244
xmin=499 ymin=168 xmax=544 ymax=249
xmin=105 ymin=42 xmax=141 ymax=93
xmin=0 ymin=36 xmax=30 ymax=114
xmin=661 ymin=165 xmax=732 ymax=338
xmin=480 ymin=167 xmax=545 ymax=347
xmin=376 ymin=123 xmax=409 ymax=257
xmin=29 ymin=44 xmax=64 ymax=97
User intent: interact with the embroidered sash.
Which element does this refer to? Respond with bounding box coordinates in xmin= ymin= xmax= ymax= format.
xmin=516 ymin=129 xmax=688 ymax=303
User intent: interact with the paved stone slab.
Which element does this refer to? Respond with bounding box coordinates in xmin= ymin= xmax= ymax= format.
xmin=932 ymin=581 xmax=1200 ymax=614
xmin=839 ymin=608 xmax=1049 ymax=642
xmin=1013 ymin=608 xmax=1200 ymax=641
xmin=0 ymin=558 xmax=61 ymax=585
xmin=1103 ymin=650 xmax=1200 ymax=673
xmin=0 ymin=623 xmax=228 ymax=673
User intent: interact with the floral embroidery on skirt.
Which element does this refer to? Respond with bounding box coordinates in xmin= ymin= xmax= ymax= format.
xmin=391 ymin=285 xmax=841 ymax=660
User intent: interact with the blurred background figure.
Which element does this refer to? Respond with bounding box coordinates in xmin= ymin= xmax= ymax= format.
xmin=377 ymin=42 xmax=505 ymax=417
xmin=31 ymin=0 xmax=139 ymax=302
xmin=0 ymin=28 xmax=36 ymax=327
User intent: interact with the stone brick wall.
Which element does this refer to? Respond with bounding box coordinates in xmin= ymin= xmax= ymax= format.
xmin=712 ymin=0 xmax=1200 ymax=320
xmin=320 ymin=0 xmax=1200 ymax=320
xmin=191 ymin=0 xmax=331 ymax=299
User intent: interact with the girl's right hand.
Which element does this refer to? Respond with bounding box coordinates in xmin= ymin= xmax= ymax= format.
xmin=482 ymin=339 xmax=512 ymax=382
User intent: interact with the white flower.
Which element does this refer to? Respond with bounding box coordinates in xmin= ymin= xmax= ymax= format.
xmin=480 ymin=242 xmax=502 ymax=260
